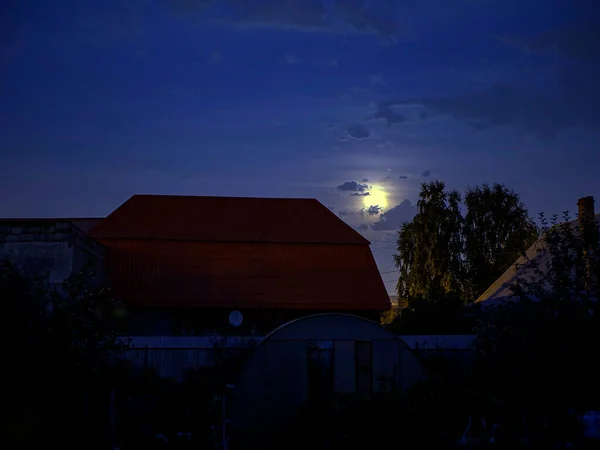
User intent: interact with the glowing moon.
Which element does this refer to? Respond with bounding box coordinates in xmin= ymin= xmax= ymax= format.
xmin=363 ymin=185 xmax=388 ymax=210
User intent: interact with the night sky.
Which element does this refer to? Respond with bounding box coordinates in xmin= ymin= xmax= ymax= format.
xmin=2 ymin=0 xmax=600 ymax=293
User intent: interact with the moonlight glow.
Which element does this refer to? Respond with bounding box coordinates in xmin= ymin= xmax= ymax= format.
xmin=363 ymin=185 xmax=388 ymax=211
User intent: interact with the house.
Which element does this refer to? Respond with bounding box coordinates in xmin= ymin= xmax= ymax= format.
xmin=476 ymin=196 xmax=598 ymax=305
xmin=1 ymin=194 xmax=392 ymax=381
xmin=0 ymin=218 xmax=104 ymax=285
xmin=2 ymin=195 xmax=389 ymax=335
xmin=230 ymin=313 xmax=425 ymax=435
xmin=86 ymin=194 xmax=390 ymax=335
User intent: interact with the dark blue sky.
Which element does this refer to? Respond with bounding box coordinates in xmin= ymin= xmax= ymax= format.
xmin=2 ymin=0 xmax=600 ymax=292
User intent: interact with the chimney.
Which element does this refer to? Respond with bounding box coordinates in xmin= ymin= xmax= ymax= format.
xmin=578 ymin=196 xmax=596 ymax=291
xmin=578 ymin=196 xmax=595 ymax=225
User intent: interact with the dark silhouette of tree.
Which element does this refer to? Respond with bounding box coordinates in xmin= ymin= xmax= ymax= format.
xmin=462 ymin=183 xmax=538 ymax=300
xmin=1 ymin=257 xmax=128 ymax=448
xmin=394 ymin=180 xmax=463 ymax=300
xmin=474 ymin=211 xmax=600 ymax=439
xmin=394 ymin=181 xmax=537 ymax=304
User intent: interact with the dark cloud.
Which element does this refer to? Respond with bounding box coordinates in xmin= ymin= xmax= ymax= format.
xmin=337 ymin=181 xmax=368 ymax=192
xmin=398 ymin=175 xmax=408 ymax=179
xmin=347 ymin=124 xmax=371 ymax=140
xmin=168 ymin=0 xmax=215 ymax=15
xmin=281 ymin=53 xmax=300 ymax=64
xmin=220 ymin=0 xmax=330 ymax=31
xmin=377 ymin=140 xmax=395 ymax=149
xmin=503 ymin=22 xmax=600 ymax=61
xmin=421 ymin=170 xmax=431 ymax=177
xmin=366 ymin=102 xmax=407 ymax=127
xmin=362 ymin=205 xmax=383 ymax=216
xmin=169 ymin=0 xmax=400 ymax=38
xmin=351 ymin=192 xmax=370 ymax=197
xmin=371 ymin=199 xmax=417 ymax=231
xmin=400 ymin=83 xmax=569 ymax=136
xmin=401 ymin=22 xmax=600 ymax=137
xmin=332 ymin=0 xmax=398 ymax=40
xmin=208 ymin=49 xmax=222 ymax=65
xmin=361 ymin=178 xmax=369 ymax=182
xmin=357 ymin=223 xmax=369 ymax=231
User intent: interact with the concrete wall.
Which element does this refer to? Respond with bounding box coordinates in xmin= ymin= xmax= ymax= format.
xmin=0 ymin=220 xmax=104 ymax=285
xmin=230 ymin=314 xmax=425 ymax=432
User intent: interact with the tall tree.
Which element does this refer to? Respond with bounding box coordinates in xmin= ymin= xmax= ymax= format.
xmin=394 ymin=181 xmax=463 ymax=299
xmin=394 ymin=181 xmax=537 ymax=303
xmin=462 ymin=183 xmax=538 ymax=300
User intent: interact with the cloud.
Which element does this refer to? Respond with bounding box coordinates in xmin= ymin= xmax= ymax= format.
xmin=216 ymin=0 xmax=331 ymax=31
xmin=394 ymin=83 xmax=572 ymax=136
xmin=175 ymin=0 xmax=400 ymax=38
xmin=337 ymin=135 xmax=349 ymax=142
xmin=351 ymin=192 xmax=370 ymax=197
xmin=399 ymin=22 xmax=600 ymax=137
xmin=337 ymin=181 xmax=368 ymax=192
xmin=347 ymin=124 xmax=371 ymax=140
xmin=371 ymin=199 xmax=417 ymax=231
xmin=366 ymin=102 xmax=407 ymax=127
xmin=398 ymin=175 xmax=408 ymax=179
xmin=281 ymin=54 xmax=338 ymax=68
xmin=362 ymin=205 xmax=383 ymax=216
xmin=361 ymin=178 xmax=369 ymax=182
xmin=421 ymin=170 xmax=431 ymax=177
xmin=208 ymin=49 xmax=222 ymax=64
xmin=502 ymin=22 xmax=600 ymax=61
xmin=332 ymin=0 xmax=399 ymax=40
xmin=377 ymin=140 xmax=395 ymax=149
xmin=370 ymin=75 xmax=386 ymax=86
xmin=281 ymin=53 xmax=299 ymax=64
xmin=357 ymin=223 xmax=369 ymax=231
xmin=168 ymin=0 xmax=216 ymax=15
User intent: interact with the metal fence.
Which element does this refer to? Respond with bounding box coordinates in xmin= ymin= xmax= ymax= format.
xmin=122 ymin=346 xmax=253 ymax=382
xmin=118 ymin=334 xmax=476 ymax=383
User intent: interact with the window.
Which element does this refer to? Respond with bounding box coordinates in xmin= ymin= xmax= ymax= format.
xmin=355 ymin=341 xmax=372 ymax=396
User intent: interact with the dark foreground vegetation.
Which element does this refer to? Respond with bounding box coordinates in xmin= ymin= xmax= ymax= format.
xmin=3 ymin=182 xmax=600 ymax=448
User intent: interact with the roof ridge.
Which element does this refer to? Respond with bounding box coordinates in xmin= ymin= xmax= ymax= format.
xmin=131 ymin=193 xmax=318 ymax=201
xmin=91 ymin=194 xmax=369 ymax=245
xmin=311 ymin=200 xmax=370 ymax=245
xmin=0 ymin=217 xmax=103 ymax=221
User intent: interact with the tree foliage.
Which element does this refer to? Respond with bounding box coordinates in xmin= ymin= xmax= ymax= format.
xmin=394 ymin=180 xmax=463 ymax=300
xmin=1 ymin=256 xmax=128 ymax=446
xmin=475 ymin=211 xmax=600 ymax=412
xmin=394 ymin=181 xmax=538 ymax=304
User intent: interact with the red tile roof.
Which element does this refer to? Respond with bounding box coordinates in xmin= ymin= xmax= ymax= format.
xmin=90 ymin=194 xmax=368 ymax=244
xmin=90 ymin=195 xmax=389 ymax=311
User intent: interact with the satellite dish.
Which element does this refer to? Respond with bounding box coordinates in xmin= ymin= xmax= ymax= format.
xmin=229 ymin=310 xmax=243 ymax=327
